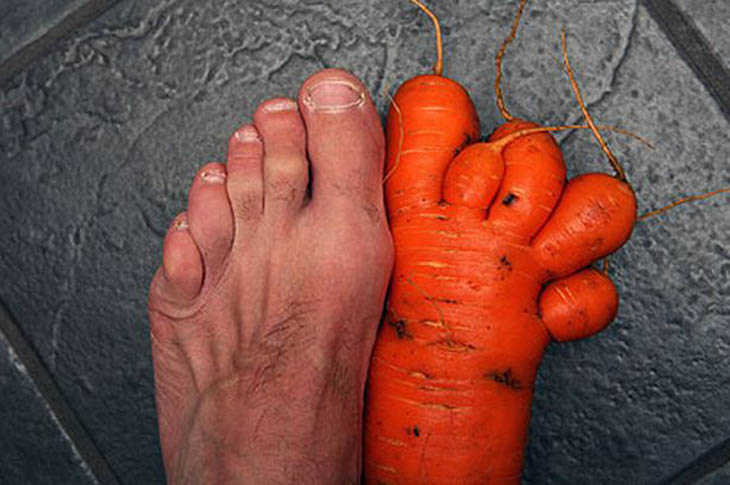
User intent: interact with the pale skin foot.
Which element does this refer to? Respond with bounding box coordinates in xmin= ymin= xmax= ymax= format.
xmin=147 ymin=69 xmax=393 ymax=484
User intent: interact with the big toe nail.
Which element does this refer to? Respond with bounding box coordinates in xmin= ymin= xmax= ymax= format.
xmin=298 ymin=69 xmax=385 ymax=219
xmin=303 ymin=78 xmax=366 ymax=112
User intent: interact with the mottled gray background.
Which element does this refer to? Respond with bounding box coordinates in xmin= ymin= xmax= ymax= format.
xmin=0 ymin=1 xmax=728 ymax=484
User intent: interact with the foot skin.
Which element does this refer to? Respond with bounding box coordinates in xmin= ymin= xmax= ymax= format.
xmin=148 ymin=69 xmax=393 ymax=485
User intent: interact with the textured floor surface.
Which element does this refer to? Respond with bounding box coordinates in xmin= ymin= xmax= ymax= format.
xmin=0 ymin=1 xmax=728 ymax=483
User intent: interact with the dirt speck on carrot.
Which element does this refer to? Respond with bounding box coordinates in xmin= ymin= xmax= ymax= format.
xmin=484 ymin=369 xmax=523 ymax=390
xmin=388 ymin=318 xmax=412 ymax=339
xmin=502 ymin=193 xmax=518 ymax=205
xmin=500 ymin=255 xmax=513 ymax=271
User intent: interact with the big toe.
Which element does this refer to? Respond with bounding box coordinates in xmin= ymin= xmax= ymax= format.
xmin=298 ymin=69 xmax=385 ymax=222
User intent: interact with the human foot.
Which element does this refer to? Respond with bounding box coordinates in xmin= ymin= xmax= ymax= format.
xmin=148 ymin=69 xmax=393 ymax=485
xmin=364 ymin=77 xmax=635 ymax=483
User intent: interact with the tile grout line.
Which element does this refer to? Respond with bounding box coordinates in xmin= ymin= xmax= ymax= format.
xmin=642 ymin=0 xmax=730 ymax=123
xmin=641 ymin=2 xmax=730 ymax=480
xmin=0 ymin=300 xmax=120 ymax=485
xmin=661 ymin=436 xmax=730 ymax=484
xmin=0 ymin=0 xmax=122 ymax=88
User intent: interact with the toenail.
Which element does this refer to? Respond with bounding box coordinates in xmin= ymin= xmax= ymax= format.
xmin=200 ymin=169 xmax=226 ymax=184
xmin=173 ymin=218 xmax=189 ymax=230
xmin=304 ymin=80 xmax=365 ymax=112
xmin=262 ymin=99 xmax=298 ymax=112
xmin=235 ymin=126 xmax=261 ymax=143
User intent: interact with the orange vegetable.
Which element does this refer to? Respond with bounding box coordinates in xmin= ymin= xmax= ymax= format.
xmin=364 ymin=1 xmax=636 ymax=483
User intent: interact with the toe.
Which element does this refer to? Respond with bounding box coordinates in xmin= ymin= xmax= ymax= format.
xmin=151 ymin=213 xmax=204 ymax=305
xmin=442 ymin=143 xmax=505 ymax=212
xmin=383 ymin=74 xmax=480 ymax=218
xmin=227 ymin=124 xmax=265 ymax=223
xmin=187 ymin=162 xmax=234 ymax=274
xmin=539 ymin=268 xmax=619 ymax=342
xmin=252 ymin=98 xmax=309 ymax=219
xmin=532 ymin=173 xmax=637 ymax=278
xmin=298 ymin=69 xmax=385 ymax=221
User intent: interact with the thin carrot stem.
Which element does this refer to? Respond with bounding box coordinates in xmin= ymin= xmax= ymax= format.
xmin=383 ymin=91 xmax=405 ymax=183
xmin=639 ymin=188 xmax=730 ymax=221
xmin=409 ymin=0 xmax=443 ymax=76
xmin=599 ymin=126 xmax=654 ymax=149
xmin=495 ymin=0 xmax=528 ymax=121
xmin=490 ymin=123 xmax=641 ymax=151
xmin=560 ymin=30 xmax=627 ymax=182
xmin=405 ymin=277 xmax=450 ymax=335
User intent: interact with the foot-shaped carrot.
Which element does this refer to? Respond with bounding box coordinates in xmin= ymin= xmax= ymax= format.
xmin=364 ymin=2 xmax=636 ymax=483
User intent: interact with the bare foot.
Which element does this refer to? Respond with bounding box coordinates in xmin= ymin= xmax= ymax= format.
xmin=147 ymin=69 xmax=393 ymax=484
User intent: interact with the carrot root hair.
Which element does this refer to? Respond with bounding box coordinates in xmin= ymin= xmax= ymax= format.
xmin=557 ymin=33 xmax=728 ymax=250
xmin=383 ymin=89 xmax=404 ymax=183
xmin=495 ymin=0 xmax=528 ymax=121
xmin=639 ymin=188 xmax=730 ymax=221
xmin=560 ymin=30 xmax=628 ymax=182
xmin=409 ymin=0 xmax=443 ymax=76
xmin=488 ymin=123 xmax=647 ymax=152
xmin=405 ymin=276 xmax=449 ymax=333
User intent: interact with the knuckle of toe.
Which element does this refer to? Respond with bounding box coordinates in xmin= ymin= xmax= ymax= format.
xmin=266 ymin=180 xmax=299 ymax=204
xmin=232 ymin=192 xmax=262 ymax=219
xmin=229 ymin=179 xmax=263 ymax=218
xmin=331 ymin=168 xmax=373 ymax=197
xmin=328 ymin=171 xmax=383 ymax=223
xmin=266 ymin=161 xmax=307 ymax=202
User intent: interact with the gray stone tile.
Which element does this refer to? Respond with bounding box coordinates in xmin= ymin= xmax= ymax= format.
xmin=523 ymin=4 xmax=730 ymax=483
xmin=0 ymin=0 xmax=728 ymax=483
xmin=675 ymin=0 xmax=730 ymax=67
xmin=0 ymin=0 xmax=88 ymax=65
xmin=0 ymin=332 xmax=97 ymax=484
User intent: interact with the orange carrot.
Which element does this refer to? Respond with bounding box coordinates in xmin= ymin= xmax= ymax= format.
xmin=364 ymin=1 xmax=637 ymax=483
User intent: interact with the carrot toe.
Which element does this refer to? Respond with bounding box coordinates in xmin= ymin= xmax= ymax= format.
xmin=442 ymin=142 xmax=505 ymax=212
xmin=532 ymin=173 xmax=637 ymax=278
xmin=539 ymin=268 xmax=619 ymax=342
xmin=485 ymin=120 xmax=567 ymax=243
xmin=384 ymin=75 xmax=480 ymax=218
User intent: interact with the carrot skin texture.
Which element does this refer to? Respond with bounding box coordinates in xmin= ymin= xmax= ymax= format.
xmin=366 ymin=219 xmax=549 ymax=483
xmin=443 ymin=143 xmax=505 ymax=210
xmin=366 ymin=86 xmax=636 ymax=483
xmin=532 ymin=173 xmax=637 ymax=278
xmin=367 ymin=86 xmax=554 ymax=483
xmin=486 ymin=120 xmax=566 ymax=242
xmin=539 ymin=268 xmax=619 ymax=342
xmin=385 ymin=74 xmax=480 ymax=217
